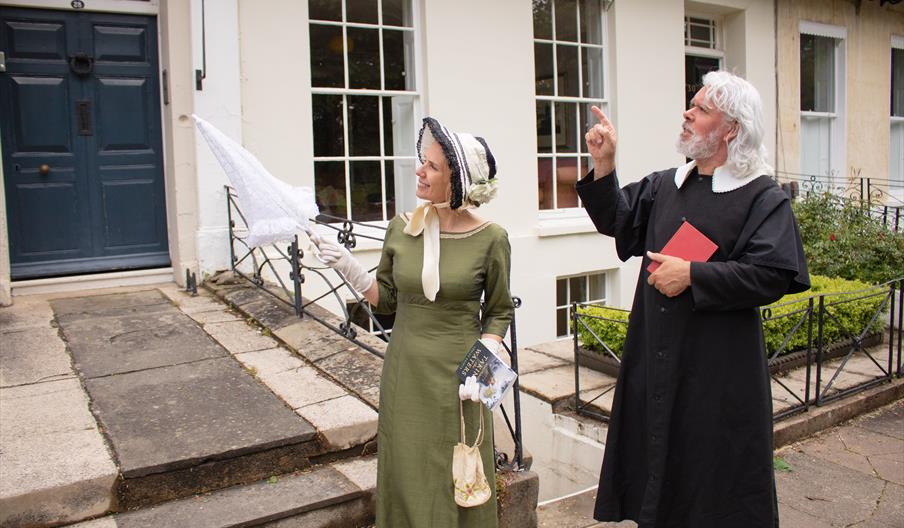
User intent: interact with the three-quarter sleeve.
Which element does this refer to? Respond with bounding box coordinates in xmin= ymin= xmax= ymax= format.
xmin=480 ymin=229 xmax=514 ymax=338
xmin=576 ymin=169 xmax=662 ymax=261
xmin=373 ymin=219 xmax=399 ymax=314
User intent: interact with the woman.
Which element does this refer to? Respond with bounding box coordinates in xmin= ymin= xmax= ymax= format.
xmin=313 ymin=117 xmax=513 ymax=527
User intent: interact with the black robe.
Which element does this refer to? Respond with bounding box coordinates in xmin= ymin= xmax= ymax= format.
xmin=576 ymin=167 xmax=809 ymax=528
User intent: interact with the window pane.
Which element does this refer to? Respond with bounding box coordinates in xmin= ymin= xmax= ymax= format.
xmin=309 ymin=0 xmax=341 ymax=21
xmin=310 ymin=25 xmax=345 ymax=88
xmin=569 ymin=275 xmax=586 ymax=302
xmin=315 ymin=161 xmax=347 ymax=219
xmin=348 ymin=27 xmax=380 ymax=89
xmin=312 ymin=94 xmax=345 ymax=157
xmin=556 ymin=307 xmax=568 ymax=337
xmin=383 ymin=0 xmax=412 ymax=27
xmin=589 ymin=273 xmax=605 ymax=300
xmin=556 ymin=157 xmax=579 ymax=208
xmin=580 ymin=0 xmax=601 ymax=45
xmin=556 ymin=44 xmax=579 ymax=97
xmin=689 ymin=23 xmax=712 ymax=47
xmin=385 ymin=160 xmax=397 ymax=219
xmin=890 ymin=121 xmax=904 ymax=184
xmin=800 ymin=34 xmax=835 ymax=113
xmin=533 ymin=0 xmax=552 ymax=39
xmin=555 ymin=0 xmax=577 ymax=42
xmin=384 ymin=29 xmax=414 ymax=91
xmin=537 ymin=100 xmax=553 ymax=154
xmin=382 ymin=97 xmax=393 ymax=156
xmin=554 ymin=102 xmax=577 ymax=153
xmin=800 ymin=115 xmax=832 ymax=178
xmin=350 ymin=161 xmax=382 ymax=221
xmin=581 ymin=46 xmax=603 ymax=98
xmin=556 ymin=278 xmax=567 ymax=306
xmin=348 ymin=95 xmax=380 ymax=156
xmin=581 ymin=156 xmax=592 ymax=182
xmin=347 ymin=0 xmax=378 ymax=24
xmin=538 ymin=157 xmax=554 ymax=209
xmin=535 ymin=43 xmax=554 ymax=95
xmin=893 ymin=48 xmax=904 ymax=117
xmin=579 ymin=103 xmax=597 ymax=154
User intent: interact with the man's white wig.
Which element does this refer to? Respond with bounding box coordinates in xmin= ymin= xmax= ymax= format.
xmin=702 ymin=71 xmax=772 ymax=178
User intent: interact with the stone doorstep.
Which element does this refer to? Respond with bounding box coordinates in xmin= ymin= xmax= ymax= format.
xmin=66 ymin=459 xmax=378 ymax=528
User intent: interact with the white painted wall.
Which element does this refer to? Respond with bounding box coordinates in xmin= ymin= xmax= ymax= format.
xmin=186 ymin=0 xmax=778 ymax=348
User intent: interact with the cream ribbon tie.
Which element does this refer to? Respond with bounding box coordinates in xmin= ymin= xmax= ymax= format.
xmin=403 ymin=201 xmax=452 ymax=302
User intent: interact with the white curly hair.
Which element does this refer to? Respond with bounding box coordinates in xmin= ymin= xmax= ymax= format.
xmin=701 ymin=71 xmax=773 ymax=178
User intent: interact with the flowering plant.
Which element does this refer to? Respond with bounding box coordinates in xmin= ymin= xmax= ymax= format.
xmin=467 ymin=178 xmax=498 ymax=206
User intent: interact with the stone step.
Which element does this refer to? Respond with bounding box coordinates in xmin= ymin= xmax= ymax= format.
xmin=46 ymin=288 xmax=376 ymax=513
xmin=65 ymin=457 xmax=377 ymax=528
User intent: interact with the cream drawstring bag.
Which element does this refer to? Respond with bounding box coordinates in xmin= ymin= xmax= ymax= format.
xmin=453 ymin=400 xmax=491 ymax=507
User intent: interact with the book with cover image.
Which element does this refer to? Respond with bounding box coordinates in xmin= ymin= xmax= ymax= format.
xmin=456 ymin=340 xmax=518 ymax=410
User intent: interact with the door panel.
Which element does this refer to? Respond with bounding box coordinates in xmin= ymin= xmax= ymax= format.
xmin=1 ymin=7 xmax=169 ymax=279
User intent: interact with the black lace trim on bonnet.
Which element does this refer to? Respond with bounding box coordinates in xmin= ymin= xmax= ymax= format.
xmin=418 ymin=117 xmax=465 ymax=209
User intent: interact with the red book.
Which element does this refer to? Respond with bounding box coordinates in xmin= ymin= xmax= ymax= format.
xmin=647 ymin=221 xmax=718 ymax=273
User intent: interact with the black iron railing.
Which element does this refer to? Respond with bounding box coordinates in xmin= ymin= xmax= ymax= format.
xmin=572 ymin=279 xmax=904 ymax=423
xmin=225 ymin=186 xmax=525 ymax=470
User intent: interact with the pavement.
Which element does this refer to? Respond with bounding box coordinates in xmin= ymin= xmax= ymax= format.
xmin=0 ymin=282 xmax=379 ymax=527
xmin=537 ymin=398 xmax=904 ymax=528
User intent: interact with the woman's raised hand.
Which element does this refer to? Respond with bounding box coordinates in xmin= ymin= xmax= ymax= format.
xmin=584 ymin=105 xmax=617 ymax=177
xmin=311 ymin=235 xmax=375 ymax=295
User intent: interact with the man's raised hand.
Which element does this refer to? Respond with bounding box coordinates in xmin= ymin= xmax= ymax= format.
xmin=584 ymin=105 xmax=617 ymax=178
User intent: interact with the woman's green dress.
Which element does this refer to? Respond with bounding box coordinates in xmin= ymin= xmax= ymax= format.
xmin=373 ymin=215 xmax=514 ymax=528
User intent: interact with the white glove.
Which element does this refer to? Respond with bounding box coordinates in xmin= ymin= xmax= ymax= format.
xmin=311 ymin=233 xmax=375 ymax=295
xmin=479 ymin=337 xmax=502 ymax=355
xmin=459 ymin=375 xmax=481 ymax=402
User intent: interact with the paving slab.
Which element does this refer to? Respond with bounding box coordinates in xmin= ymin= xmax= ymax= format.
xmin=313 ymin=348 xmax=383 ymax=408
xmin=51 ymin=290 xmax=173 ymax=324
xmin=204 ymin=320 xmax=280 ymax=354
xmin=0 ymin=379 xmax=117 ymax=528
xmin=59 ymin=309 xmax=225 ymax=378
xmin=775 ymin=450 xmax=887 ymax=526
xmin=527 ymin=339 xmax=576 ymax=363
xmin=333 ymin=457 xmax=378 ymax=492
xmin=297 ymin=395 xmax=378 ymax=450
xmin=0 ymin=296 xmax=55 ymax=332
xmin=520 ymin=365 xmax=615 ymax=403
xmin=241 ymin=297 xmax=299 ymax=331
xmin=84 ymin=356 xmax=315 ymax=478
xmin=516 ymin=348 xmax=569 ymax=374
xmin=273 ymin=319 xmax=359 ymax=362
xmin=0 ymin=326 xmax=74 ymax=387
xmin=259 ymin=366 xmax=348 ymax=409
xmin=857 ymin=399 xmax=904 ymax=439
xmin=186 ymin=309 xmax=243 ymax=325
xmin=112 ymin=465 xmax=360 ymax=528
xmin=233 ymin=347 xmax=305 ymax=378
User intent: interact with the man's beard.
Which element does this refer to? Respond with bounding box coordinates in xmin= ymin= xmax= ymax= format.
xmin=676 ymin=125 xmax=723 ymax=160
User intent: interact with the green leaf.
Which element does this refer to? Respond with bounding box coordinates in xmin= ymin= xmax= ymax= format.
xmin=773 ymin=456 xmax=792 ymax=472
xmin=268 ymin=476 xmax=279 ymax=484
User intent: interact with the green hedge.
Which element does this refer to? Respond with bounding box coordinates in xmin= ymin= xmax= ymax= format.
xmin=761 ymin=275 xmax=887 ymax=355
xmin=576 ymin=275 xmax=888 ymax=358
xmin=575 ymin=305 xmax=630 ymax=358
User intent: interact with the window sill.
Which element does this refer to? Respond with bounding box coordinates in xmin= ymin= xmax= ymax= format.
xmin=534 ymin=212 xmax=597 ymax=237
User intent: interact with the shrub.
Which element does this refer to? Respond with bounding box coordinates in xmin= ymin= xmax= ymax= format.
xmin=577 ymin=275 xmax=888 ymax=358
xmin=761 ymin=275 xmax=888 ymax=356
xmin=575 ymin=305 xmax=630 ymax=358
xmin=793 ymin=192 xmax=904 ymax=284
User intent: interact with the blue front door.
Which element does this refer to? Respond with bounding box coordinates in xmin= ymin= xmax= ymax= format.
xmin=1 ymin=7 xmax=169 ymax=279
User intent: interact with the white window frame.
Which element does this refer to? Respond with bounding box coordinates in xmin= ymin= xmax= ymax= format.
xmin=309 ymin=0 xmax=422 ymax=225
xmin=535 ymin=0 xmax=610 ymax=218
xmin=799 ymin=21 xmax=847 ymax=188
xmin=890 ymin=35 xmax=904 ymax=202
xmin=556 ymin=271 xmax=607 ymax=338
xmin=684 ymin=13 xmax=723 ymax=57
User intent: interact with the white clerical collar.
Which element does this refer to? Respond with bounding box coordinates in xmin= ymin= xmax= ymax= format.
xmin=673 ymin=160 xmax=763 ymax=193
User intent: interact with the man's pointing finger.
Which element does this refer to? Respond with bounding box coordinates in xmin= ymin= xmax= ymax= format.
xmin=591 ymin=105 xmax=612 ymax=127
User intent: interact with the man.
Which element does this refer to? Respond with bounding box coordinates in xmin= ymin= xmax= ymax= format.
xmin=578 ymin=71 xmax=809 ymax=527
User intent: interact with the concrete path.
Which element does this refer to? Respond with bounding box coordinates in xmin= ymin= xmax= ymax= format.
xmin=537 ymin=398 xmax=904 ymax=527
